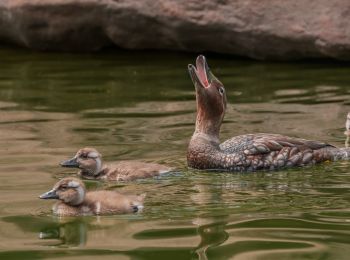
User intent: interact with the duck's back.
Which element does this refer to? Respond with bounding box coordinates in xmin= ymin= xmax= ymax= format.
xmin=218 ymin=133 xmax=337 ymax=171
xmin=85 ymin=191 xmax=144 ymax=214
xmin=104 ymin=161 xmax=171 ymax=181
xmin=220 ymin=133 xmax=332 ymax=154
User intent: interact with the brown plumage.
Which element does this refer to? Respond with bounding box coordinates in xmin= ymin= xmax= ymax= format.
xmin=60 ymin=148 xmax=172 ymax=181
xmin=187 ymin=55 xmax=350 ymax=171
xmin=39 ymin=177 xmax=145 ymax=216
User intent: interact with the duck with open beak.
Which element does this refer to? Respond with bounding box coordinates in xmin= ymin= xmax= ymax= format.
xmin=187 ymin=55 xmax=350 ymax=171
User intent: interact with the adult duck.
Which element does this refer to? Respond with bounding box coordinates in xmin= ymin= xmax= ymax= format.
xmin=187 ymin=55 xmax=350 ymax=171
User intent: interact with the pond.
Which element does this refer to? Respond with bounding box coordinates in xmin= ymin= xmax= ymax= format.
xmin=0 ymin=46 xmax=350 ymax=259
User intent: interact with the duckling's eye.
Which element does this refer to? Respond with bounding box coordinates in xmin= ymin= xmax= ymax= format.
xmin=218 ymin=87 xmax=225 ymax=95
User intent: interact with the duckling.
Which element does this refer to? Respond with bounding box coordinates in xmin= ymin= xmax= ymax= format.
xmin=60 ymin=148 xmax=172 ymax=181
xmin=39 ymin=177 xmax=145 ymax=216
xmin=187 ymin=55 xmax=350 ymax=171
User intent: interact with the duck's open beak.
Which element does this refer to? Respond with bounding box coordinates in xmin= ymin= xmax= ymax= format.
xmin=188 ymin=55 xmax=218 ymax=90
xmin=60 ymin=157 xmax=79 ymax=168
xmin=39 ymin=189 xmax=58 ymax=199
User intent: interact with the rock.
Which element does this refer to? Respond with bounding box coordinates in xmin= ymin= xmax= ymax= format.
xmin=1 ymin=0 xmax=350 ymax=60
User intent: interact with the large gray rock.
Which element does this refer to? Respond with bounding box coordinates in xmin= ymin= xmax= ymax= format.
xmin=1 ymin=0 xmax=350 ymax=60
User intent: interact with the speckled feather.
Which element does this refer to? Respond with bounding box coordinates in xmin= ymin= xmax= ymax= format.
xmin=188 ymin=131 xmax=349 ymax=172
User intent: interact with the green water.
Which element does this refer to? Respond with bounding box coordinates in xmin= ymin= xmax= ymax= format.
xmin=0 ymin=46 xmax=350 ymax=259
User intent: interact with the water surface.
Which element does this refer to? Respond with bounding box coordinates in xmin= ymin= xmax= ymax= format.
xmin=0 ymin=47 xmax=350 ymax=259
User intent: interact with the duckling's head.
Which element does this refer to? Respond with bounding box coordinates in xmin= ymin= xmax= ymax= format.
xmin=188 ymin=55 xmax=227 ymax=136
xmin=60 ymin=148 xmax=102 ymax=178
xmin=39 ymin=177 xmax=86 ymax=206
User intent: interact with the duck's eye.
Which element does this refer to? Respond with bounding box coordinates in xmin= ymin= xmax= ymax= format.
xmin=218 ymin=87 xmax=225 ymax=95
xmin=81 ymin=154 xmax=88 ymax=159
xmin=60 ymin=186 xmax=67 ymax=191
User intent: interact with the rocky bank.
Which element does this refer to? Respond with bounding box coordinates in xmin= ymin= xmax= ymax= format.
xmin=1 ymin=0 xmax=350 ymax=60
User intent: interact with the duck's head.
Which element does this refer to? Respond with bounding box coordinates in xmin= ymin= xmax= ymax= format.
xmin=188 ymin=55 xmax=227 ymax=137
xmin=60 ymin=148 xmax=102 ymax=178
xmin=39 ymin=177 xmax=86 ymax=206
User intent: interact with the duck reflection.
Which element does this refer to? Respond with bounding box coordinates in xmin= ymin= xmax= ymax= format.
xmin=1 ymin=215 xmax=90 ymax=247
xmin=2 ymin=214 xmax=136 ymax=248
xmin=345 ymin=112 xmax=350 ymax=148
xmin=188 ymin=173 xmax=230 ymax=259
xmin=39 ymin=218 xmax=88 ymax=247
xmin=194 ymin=221 xmax=229 ymax=260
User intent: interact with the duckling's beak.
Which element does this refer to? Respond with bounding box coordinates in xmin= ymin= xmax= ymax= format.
xmin=60 ymin=157 xmax=79 ymax=168
xmin=39 ymin=189 xmax=58 ymax=200
xmin=188 ymin=55 xmax=219 ymax=91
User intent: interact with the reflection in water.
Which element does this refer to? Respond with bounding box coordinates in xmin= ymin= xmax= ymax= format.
xmin=195 ymin=222 xmax=229 ymax=260
xmin=39 ymin=218 xmax=88 ymax=247
xmin=2 ymin=210 xmax=350 ymax=259
xmin=2 ymin=215 xmax=89 ymax=248
xmin=0 ymin=46 xmax=350 ymax=259
xmin=345 ymin=112 xmax=350 ymax=148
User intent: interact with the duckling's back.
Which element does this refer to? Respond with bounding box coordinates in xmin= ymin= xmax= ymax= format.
xmin=85 ymin=190 xmax=145 ymax=214
xmin=104 ymin=161 xmax=171 ymax=181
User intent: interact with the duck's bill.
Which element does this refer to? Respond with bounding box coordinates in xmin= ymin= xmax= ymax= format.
xmin=60 ymin=157 xmax=79 ymax=168
xmin=188 ymin=55 xmax=214 ymax=89
xmin=39 ymin=189 xmax=58 ymax=199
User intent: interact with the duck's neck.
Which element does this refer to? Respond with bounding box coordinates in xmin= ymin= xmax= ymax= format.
xmin=187 ymin=105 xmax=224 ymax=169
xmin=80 ymin=160 xmax=107 ymax=179
xmin=194 ymin=104 xmax=224 ymax=143
xmin=187 ymin=109 xmax=226 ymax=169
xmin=194 ymin=110 xmax=221 ymax=141
xmin=192 ymin=132 xmax=220 ymax=146
xmin=67 ymin=186 xmax=85 ymax=206
xmin=187 ymin=132 xmax=223 ymax=169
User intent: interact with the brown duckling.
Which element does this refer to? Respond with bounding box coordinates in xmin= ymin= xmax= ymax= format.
xmin=187 ymin=55 xmax=350 ymax=171
xmin=39 ymin=177 xmax=145 ymax=216
xmin=60 ymin=148 xmax=172 ymax=181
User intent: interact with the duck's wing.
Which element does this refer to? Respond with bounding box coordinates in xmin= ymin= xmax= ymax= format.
xmin=220 ymin=133 xmax=334 ymax=155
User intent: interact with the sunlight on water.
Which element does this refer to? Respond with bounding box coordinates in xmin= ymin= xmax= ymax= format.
xmin=0 ymin=46 xmax=350 ymax=259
